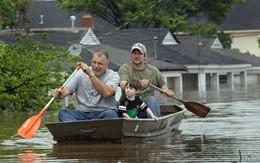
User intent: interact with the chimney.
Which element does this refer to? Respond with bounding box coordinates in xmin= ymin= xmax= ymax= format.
xmin=81 ymin=14 xmax=94 ymax=28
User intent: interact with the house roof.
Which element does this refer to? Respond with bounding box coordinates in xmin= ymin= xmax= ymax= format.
xmin=219 ymin=0 xmax=260 ymax=30
xmin=164 ymin=35 xmax=251 ymax=65
xmin=1 ymin=27 xmax=252 ymax=71
xmin=1 ymin=25 xmax=254 ymax=69
xmin=212 ymin=49 xmax=260 ymax=67
xmin=0 ymin=29 xmax=185 ymax=71
xmin=26 ymin=0 xmax=260 ymax=32
xmin=0 ymin=29 xmax=82 ymax=47
xmin=94 ymin=28 xmax=250 ymax=66
xmin=24 ymin=0 xmax=115 ymax=30
xmin=82 ymin=42 xmax=187 ymax=71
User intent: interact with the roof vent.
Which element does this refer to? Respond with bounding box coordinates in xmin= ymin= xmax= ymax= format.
xmin=70 ymin=15 xmax=76 ymax=28
xmin=211 ymin=37 xmax=223 ymax=49
xmin=68 ymin=43 xmax=82 ymax=56
xmin=39 ymin=14 xmax=44 ymax=25
xmin=162 ymin=32 xmax=178 ymax=45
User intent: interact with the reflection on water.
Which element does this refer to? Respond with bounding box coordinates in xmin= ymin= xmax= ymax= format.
xmin=0 ymin=83 xmax=260 ymax=162
xmin=180 ymin=99 xmax=260 ymax=162
xmin=18 ymin=150 xmax=43 ymax=163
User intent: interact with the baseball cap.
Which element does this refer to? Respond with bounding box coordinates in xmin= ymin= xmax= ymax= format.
xmin=131 ymin=43 xmax=147 ymax=54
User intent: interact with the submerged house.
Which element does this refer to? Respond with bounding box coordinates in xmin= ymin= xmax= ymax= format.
xmin=84 ymin=28 xmax=252 ymax=93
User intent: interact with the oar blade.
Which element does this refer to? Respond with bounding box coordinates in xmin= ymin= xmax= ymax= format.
xmin=183 ymin=101 xmax=211 ymax=118
xmin=17 ymin=115 xmax=42 ymax=139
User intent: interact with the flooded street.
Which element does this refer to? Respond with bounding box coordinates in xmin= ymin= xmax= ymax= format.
xmin=0 ymin=83 xmax=260 ymax=162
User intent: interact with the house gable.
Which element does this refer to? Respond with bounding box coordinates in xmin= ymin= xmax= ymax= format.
xmin=68 ymin=43 xmax=82 ymax=56
xmin=211 ymin=37 xmax=223 ymax=49
xmin=80 ymin=28 xmax=101 ymax=45
xmin=162 ymin=31 xmax=178 ymax=45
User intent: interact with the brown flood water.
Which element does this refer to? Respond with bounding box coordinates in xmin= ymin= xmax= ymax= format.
xmin=0 ymin=83 xmax=260 ymax=162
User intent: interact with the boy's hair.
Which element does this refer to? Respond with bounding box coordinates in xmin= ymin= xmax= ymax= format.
xmin=125 ymin=79 xmax=141 ymax=90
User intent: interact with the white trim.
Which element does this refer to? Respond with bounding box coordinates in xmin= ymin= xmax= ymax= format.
xmin=224 ymin=29 xmax=260 ymax=34
xmin=79 ymin=28 xmax=101 ymax=45
xmin=211 ymin=37 xmax=223 ymax=49
xmin=185 ymin=64 xmax=251 ymax=74
xmin=162 ymin=32 xmax=178 ymax=45
xmin=186 ymin=64 xmax=251 ymax=69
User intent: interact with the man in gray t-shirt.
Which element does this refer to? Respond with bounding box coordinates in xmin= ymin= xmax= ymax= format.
xmin=52 ymin=50 xmax=119 ymax=122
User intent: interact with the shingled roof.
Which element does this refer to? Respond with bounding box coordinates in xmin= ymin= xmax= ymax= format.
xmin=1 ymin=25 xmax=255 ymax=70
xmin=161 ymin=35 xmax=251 ymax=65
xmin=219 ymin=0 xmax=260 ymax=30
xmin=94 ymin=28 xmax=250 ymax=66
xmin=82 ymin=42 xmax=187 ymax=71
xmin=212 ymin=49 xmax=260 ymax=67
xmin=25 ymin=0 xmax=115 ymax=30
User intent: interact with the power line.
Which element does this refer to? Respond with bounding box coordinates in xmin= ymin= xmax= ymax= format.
xmin=97 ymin=0 xmax=163 ymax=40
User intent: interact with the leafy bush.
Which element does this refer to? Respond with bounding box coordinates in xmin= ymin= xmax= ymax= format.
xmin=0 ymin=34 xmax=79 ymax=111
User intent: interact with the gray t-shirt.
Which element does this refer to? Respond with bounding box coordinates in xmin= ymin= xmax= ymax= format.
xmin=66 ymin=68 xmax=119 ymax=112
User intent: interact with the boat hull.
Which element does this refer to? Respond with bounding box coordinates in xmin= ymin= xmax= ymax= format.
xmin=45 ymin=105 xmax=185 ymax=142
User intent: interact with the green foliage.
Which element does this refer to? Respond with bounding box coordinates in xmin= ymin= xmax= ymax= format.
xmin=217 ymin=31 xmax=233 ymax=48
xmin=258 ymin=39 xmax=260 ymax=48
xmin=0 ymin=0 xmax=32 ymax=29
xmin=184 ymin=24 xmax=218 ymax=35
xmin=232 ymin=48 xmax=240 ymax=52
xmin=0 ymin=35 xmax=79 ymax=112
xmin=57 ymin=0 xmax=244 ymax=34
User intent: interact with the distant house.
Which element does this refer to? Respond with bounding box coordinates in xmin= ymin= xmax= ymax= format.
xmin=219 ymin=0 xmax=260 ymax=57
xmin=1 ymin=0 xmax=260 ymax=95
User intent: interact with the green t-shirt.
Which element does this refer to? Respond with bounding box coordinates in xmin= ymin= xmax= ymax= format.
xmin=118 ymin=63 xmax=165 ymax=101
xmin=118 ymin=96 xmax=148 ymax=118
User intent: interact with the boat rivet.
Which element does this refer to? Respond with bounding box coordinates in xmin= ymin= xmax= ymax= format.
xmin=135 ymin=125 xmax=139 ymax=132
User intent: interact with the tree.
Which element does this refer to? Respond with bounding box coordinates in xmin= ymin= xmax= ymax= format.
xmin=0 ymin=0 xmax=31 ymax=29
xmin=57 ymin=0 xmax=244 ymax=33
xmin=0 ymin=33 xmax=79 ymax=111
xmin=0 ymin=1 xmax=80 ymax=112
xmin=217 ymin=31 xmax=232 ymax=49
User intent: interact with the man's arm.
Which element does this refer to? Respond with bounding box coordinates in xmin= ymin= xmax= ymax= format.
xmin=161 ymin=84 xmax=174 ymax=97
xmin=118 ymin=64 xmax=130 ymax=90
xmin=90 ymin=75 xmax=116 ymax=97
xmin=119 ymin=80 xmax=128 ymax=90
xmin=51 ymin=87 xmax=71 ymax=99
xmin=79 ymin=61 xmax=118 ymax=97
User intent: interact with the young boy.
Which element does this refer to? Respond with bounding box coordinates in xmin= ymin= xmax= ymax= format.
xmin=118 ymin=79 xmax=158 ymax=121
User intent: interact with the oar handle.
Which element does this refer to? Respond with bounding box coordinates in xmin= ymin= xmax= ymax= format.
xmin=148 ymin=84 xmax=184 ymax=103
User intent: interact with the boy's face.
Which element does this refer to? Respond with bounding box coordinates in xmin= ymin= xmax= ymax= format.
xmin=125 ymin=84 xmax=137 ymax=97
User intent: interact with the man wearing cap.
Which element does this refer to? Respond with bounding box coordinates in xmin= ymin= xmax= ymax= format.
xmin=118 ymin=43 xmax=174 ymax=118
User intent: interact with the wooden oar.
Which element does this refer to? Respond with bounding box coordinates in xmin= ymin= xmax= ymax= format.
xmin=149 ymin=84 xmax=211 ymax=118
xmin=17 ymin=65 xmax=81 ymax=139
